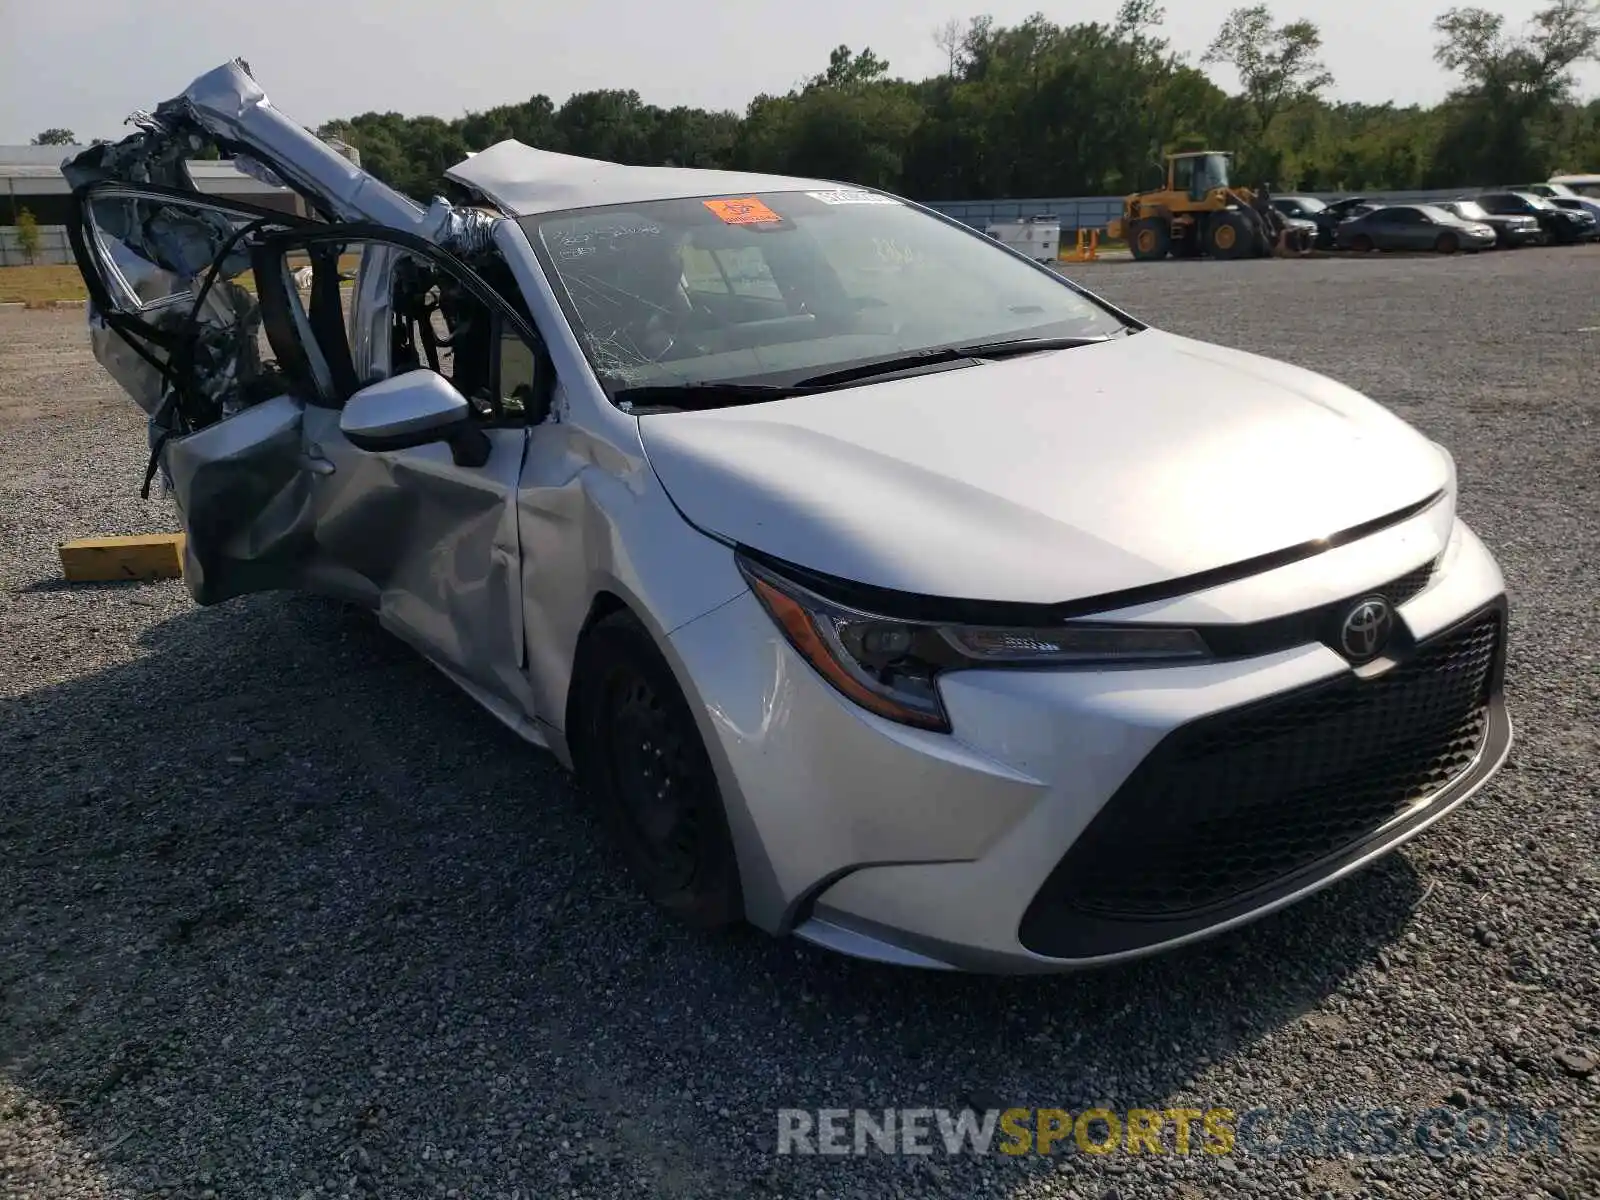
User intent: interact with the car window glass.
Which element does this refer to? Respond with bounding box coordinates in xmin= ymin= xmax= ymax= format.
xmin=498 ymin=327 xmax=538 ymax=419
xmin=681 ymin=245 xmax=728 ymax=294
xmin=526 ymin=192 xmax=1128 ymax=395
xmin=711 ymin=246 xmax=783 ymax=301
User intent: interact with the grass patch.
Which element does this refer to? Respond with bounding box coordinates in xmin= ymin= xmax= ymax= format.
xmin=0 ymin=265 xmax=87 ymax=305
xmin=0 ymin=254 xmax=363 ymax=307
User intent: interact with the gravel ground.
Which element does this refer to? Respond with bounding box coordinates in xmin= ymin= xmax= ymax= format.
xmin=2 ymin=247 xmax=1597 ymax=1200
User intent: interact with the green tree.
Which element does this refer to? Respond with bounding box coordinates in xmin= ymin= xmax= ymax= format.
xmin=807 ymin=45 xmax=891 ymax=91
xmin=301 ymin=8 xmax=1600 ymax=208
xmin=1203 ymin=7 xmax=1334 ymax=138
xmin=15 ymin=207 xmax=42 ymax=265
xmin=1431 ymin=0 xmax=1600 ymax=180
xmin=30 ymin=128 xmax=76 ymax=145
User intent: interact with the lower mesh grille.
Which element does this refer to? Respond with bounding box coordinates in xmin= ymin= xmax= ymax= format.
xmin=1028 ymin=609 xmax=1501 ymax=925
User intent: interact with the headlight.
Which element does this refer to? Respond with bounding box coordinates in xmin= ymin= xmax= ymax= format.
xmin=737 ymin=554 xmax=1210 ymax=732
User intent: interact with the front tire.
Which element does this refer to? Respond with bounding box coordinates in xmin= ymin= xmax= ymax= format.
xmin=569 ymin=611 xmax=742 ymax=928
xmin=1435 ymin=231 xmax=1460 ymax=254
xmin=1130 ymin=218 xmax=1171 ymax=261
xmin=1207 ymin=212 xmax=1252 ymax=260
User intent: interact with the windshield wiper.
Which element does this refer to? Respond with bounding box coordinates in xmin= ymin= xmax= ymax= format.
xmin=611 ymin=381 xmax=815 ymax=411
xmin=611 ymin=334 xmax=1122 ymax=411
xmin=790 ymin=335 xmax=1115 ymax=389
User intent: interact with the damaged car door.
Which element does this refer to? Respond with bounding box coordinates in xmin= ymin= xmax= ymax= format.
xmin=70 ymin=181 xmax=550 ymax=713
xmin=248 ymin=223 xmax=550 ymax=710
xmin=68 ymin=182 xmax=326 ymax=601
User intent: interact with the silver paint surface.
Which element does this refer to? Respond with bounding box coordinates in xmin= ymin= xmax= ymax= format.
xmin=340 ymin=371 xmax=471 ymax=442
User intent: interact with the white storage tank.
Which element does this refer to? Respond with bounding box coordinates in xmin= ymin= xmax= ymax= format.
xmin=983 ymin=215 xmax=1061 ymax=262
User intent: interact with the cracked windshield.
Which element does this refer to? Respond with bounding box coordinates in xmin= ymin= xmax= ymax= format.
xmin=523 ymin=190 xmax=1126 ymax=395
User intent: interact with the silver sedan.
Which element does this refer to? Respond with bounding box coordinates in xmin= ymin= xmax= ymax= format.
xmin=1335 ymin=204 xmax=1499 ymax=253
xmin=65 ymin=62 xmax=1512 ymax=972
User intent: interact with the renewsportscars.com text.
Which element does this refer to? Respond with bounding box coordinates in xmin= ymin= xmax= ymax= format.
xmin=776 ymin=1106 xmax=1564 ymax=1158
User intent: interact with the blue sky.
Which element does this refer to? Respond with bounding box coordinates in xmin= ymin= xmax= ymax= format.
xmin=3 ymin=0 xmax=1597 ymax=144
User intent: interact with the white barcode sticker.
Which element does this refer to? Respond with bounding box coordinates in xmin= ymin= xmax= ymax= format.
xmin=805 ymin=189 xmax=901 ymax=206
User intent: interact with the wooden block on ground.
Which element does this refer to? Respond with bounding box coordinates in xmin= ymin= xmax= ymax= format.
xmin=59 ymin=533 xmax=185 ymax=583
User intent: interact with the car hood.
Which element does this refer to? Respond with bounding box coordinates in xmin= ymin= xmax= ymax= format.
xmin=638 ymin=331 xmax=1451 ymax=606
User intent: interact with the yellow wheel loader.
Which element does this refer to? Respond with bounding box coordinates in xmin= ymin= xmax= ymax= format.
xmin=1105 ymin=151 xmax=1314 ymax=261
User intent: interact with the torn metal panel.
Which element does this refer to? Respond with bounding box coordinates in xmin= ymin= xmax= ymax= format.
xmin=62 ymin=56 xmax=509 ymax=309
xmin=162 ymin=59 xmax=427 ymax=230
xmin=419 ymin=195 xmax=499 ymax=258
xmin=161 ymin=393 xmax=319 ymax=604
xmin=75 ymin=185 xmax=291 ymax=434
xmin=61 ymin=60 xmax=506 ymax=441
xmin=106 ymin=59 xmax=501 ymax=253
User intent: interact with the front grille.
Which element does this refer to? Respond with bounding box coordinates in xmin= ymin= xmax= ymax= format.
xmin=1385 ymin=557 xmax=1437 ymax=607
xmin=1026 ymin=609 xmax=1501 ymax=927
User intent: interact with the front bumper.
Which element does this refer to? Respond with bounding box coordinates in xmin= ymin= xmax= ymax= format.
xmin=1499 ymin=225 xmax=1545 ymax=246
xmin=666 ymin=514 xmax=1510 ymax=973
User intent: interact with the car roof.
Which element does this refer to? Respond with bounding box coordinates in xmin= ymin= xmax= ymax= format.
xmin=444 ymin=139 xmax=847 ymax=216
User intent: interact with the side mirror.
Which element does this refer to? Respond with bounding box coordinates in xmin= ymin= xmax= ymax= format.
xmin=339 ymin=370 xmax=491 ymax=468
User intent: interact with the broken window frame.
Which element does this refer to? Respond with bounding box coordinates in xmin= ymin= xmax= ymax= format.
xmin=66 ymin=181 xmax=320 ymax=437
xmin=251 ymin=222 xmax=556 ymax=428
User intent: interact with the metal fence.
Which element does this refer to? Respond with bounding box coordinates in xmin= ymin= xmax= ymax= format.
xmin=0 ymin=224 xmax=73 ymax=266
xmin=923 ymin=188 xmax=1488 ymax=233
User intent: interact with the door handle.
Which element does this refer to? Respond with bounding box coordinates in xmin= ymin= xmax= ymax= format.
xmin=300 ymin=445 xmax=336 ymax=476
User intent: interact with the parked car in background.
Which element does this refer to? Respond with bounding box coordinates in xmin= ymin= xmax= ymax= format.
xmin=1547 ymin=173 xmax=1600 ymax=199
xmin=1270 ymin=195 xmax=1339 ymax=247
xmin=1436 ymin=200 xmax=1543 ymax=248
xmin=1321 ymin=196 xmax=1380 ymax=224
xmin=1476 ymin=191 xmax=1597 ymax=245
xmin=1269 ymin=195 xmax=1325 ymax=220
xmin=1543 ymin=197 xmax=1600 ymax=234
xmin=1335 ymin=204 xmax=1497 ymax=253
xmin=1518 ymin=182 xmax=1600 ymax=219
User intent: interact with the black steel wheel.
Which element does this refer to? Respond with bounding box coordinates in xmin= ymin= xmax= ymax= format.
xmin=570 ymin=611 xmax=741 ymax=927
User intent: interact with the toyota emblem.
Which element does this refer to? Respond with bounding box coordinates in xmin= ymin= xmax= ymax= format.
xmin=1339 ymin=596 xmax=1394 ymax=663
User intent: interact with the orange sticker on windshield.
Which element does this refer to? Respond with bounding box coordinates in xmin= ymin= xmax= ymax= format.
xmin=703 ymin=196 xmax=782 ymax=225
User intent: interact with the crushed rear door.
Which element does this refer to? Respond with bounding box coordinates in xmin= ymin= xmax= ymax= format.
xmin=57 ymin=60 xmax=516 ymax=600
